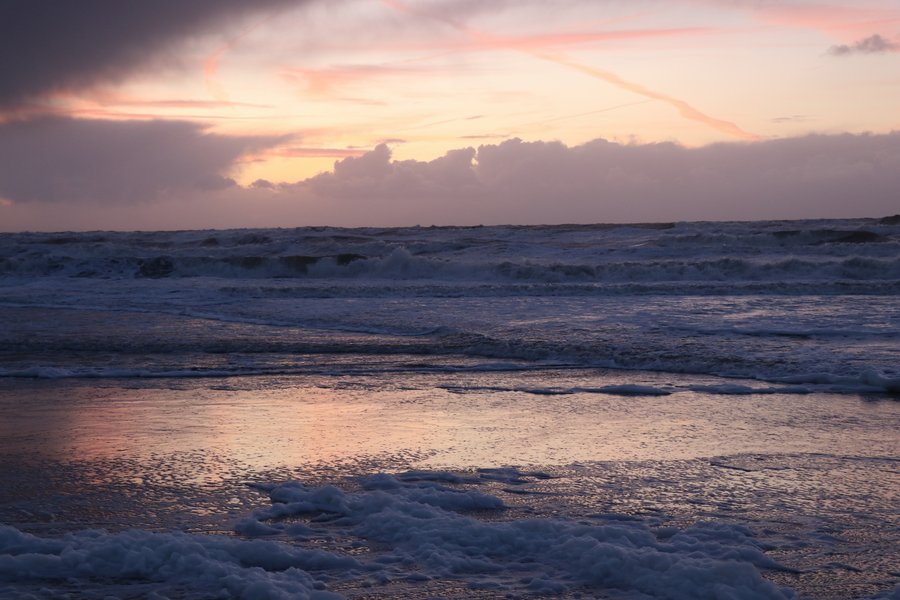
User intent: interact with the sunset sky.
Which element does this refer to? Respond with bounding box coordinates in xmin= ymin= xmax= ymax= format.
xmin=1 ymin=0 xmax=898 ymax=230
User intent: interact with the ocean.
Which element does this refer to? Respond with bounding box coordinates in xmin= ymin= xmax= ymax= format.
xmin=0 ymin=217 xmax=898 ymax=599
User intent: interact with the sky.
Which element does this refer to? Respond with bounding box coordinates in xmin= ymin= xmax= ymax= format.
xmin=0 ymin=0 xmax=898 ymax=231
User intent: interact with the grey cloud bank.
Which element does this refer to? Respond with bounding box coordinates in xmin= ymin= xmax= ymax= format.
xmin=2 ymin=128 xmax=899 ymax=230
xmin=280 ymin=134 xmax=900 ymax=225
xmin=0 ymin=118 xmax=282 ymax=205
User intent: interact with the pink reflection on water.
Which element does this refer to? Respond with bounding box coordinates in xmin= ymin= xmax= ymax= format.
xmin=2 ymin=372 xmax=897 ymax=479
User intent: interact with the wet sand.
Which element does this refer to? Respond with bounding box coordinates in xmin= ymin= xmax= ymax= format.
xmin=1 ymin=373 xmax=898 ymax=598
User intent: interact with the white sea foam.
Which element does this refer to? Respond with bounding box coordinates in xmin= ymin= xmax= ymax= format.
xmin=0 ymin=525 xmax=348 ymax=599
xmin=241 ymin=472 xmax=791 ymax=598
xmin=0 ymin=472 xmax=798 ymax=599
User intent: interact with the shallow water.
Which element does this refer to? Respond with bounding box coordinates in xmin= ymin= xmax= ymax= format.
xmin=0 ymin=374 xmax=897 ymax=599
xmin=2 ymin=372 xmax=897 ymax=470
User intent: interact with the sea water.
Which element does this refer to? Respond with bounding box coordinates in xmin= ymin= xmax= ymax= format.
xmin=0 ymin=218 xmax=898 ymax=598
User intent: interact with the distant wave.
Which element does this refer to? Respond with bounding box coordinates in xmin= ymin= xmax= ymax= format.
xmin=2 ymin=218 xmax=898 ymax=394
xmin=2 ymin=249 xmax=899 ymax=288
xmin=1 ymin=219 xmax=897 ymax=290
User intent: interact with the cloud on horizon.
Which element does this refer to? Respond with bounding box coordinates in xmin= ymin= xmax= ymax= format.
xmin=246 ymin=132 xmax=900 ymax=225
xmin=0 ymin=0 xmax=305 ymax=109
xmin=2 ymin=129 xmax=899 ymax=230
xmin=0 ymin=117 xmax=284 ymax=204
xmin=300 ymin=132 xmax=900 ymax=223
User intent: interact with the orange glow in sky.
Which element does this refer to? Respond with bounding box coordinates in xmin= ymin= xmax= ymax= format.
xmin=12 ymin=0 xmax=895 ymax=185
xmin=0 ymin=0 xmax=898 ymax=229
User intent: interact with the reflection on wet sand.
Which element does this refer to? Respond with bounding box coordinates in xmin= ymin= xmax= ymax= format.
xmin=0 ymin=372 xmax=898 ymax=599
xmin=1 ymin=370 xmax=897 ymax=475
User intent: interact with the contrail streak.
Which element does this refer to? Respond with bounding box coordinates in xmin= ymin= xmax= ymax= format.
xmin=382 ymin=0 xmax=761 ymax=141
xmin=535 ymin=52 xmax=761 ymax=141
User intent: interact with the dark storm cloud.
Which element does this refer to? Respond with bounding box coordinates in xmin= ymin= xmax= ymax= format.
xmin=0 ymin=117 xmax=283 ymax=203
xmin=0 ymin=0 xmax=305 ymax=108
xmin=828 ymin=34 xmax=900 ymax=56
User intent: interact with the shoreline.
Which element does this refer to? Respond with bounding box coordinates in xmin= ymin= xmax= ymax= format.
xmin=1 ymin=374 xmax=898 ymax=598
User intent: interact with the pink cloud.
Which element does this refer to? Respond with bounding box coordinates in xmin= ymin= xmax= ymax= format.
xmin=281 ymin=64 xmax=433 ymax=97
xmin=706 ymin=1 xmax=900 ymax=53
xmin=271 ymin=146 xmax=369 ymax=158
xmin=754 ymin=3 xmax=900 ymax=40
xmin=458 ymin=27 xmax=722 ymax=52
xmin=383 ymin=0 xmax=728 ymax=52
